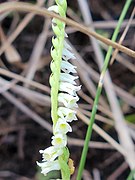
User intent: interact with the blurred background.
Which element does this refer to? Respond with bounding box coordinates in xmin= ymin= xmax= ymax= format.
xmin=0 ymin=0 xmax=135 ymax=179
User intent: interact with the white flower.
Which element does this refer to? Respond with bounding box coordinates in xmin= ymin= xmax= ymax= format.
xmin=48 ymin=5 xmax=59 ymax=13
xmin=38 ymin=0 xmax=81 ymax=177
xmin=59 ymin=82 xmax=81 ymax=96
xmin=61 ymin=61 xmax=77 ymax=73
xmin=64 ymin=40 xmax=72 ymax=50
xmin=58 ymin=107 xmax=77 ymax=122
xmin=60 ymin=73 xmax=78 ymax=85
xmin=51 ymin=133 xmax=67 ymax=148
xmin=37 ymin=160 xmax=60 ymax=176
xmin=39 ymin=146 xmax=63 ymax=162
xmin=54 ymin=118 xmax=72 ymax=134
xmin=64 ymin=32 xmax=68 ymax=37
xmin=58 ymin=93 xmax=79 ymax=108
xmin=62 ymin=48 xmax=76 ymax=60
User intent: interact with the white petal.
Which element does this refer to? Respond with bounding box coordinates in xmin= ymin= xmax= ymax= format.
xmin=39 ymin=146 xmax=63 ymax=162
xmin=62 ymin=48 xmax=76 ymax=60
xmin=58 ymin=107 xmax=77 ymax=122
xmin=54 ymin=118 xmax=72 ymax=134
xmin=48 ymin=5 xmax=59 ymax=13
xmin=37 ymin=160 xmax=60 ymax=176
xmin=60 ymin=73 xmax=78 ymax=85
xmin=65 ymin=33 xmax=68 ymax=37
xmin=61 ymin=61 xmax=77 ymax=73
xmin=59 ymin=82 xmax=81 ymax=96
xmin=58 ymin=93 xmax=79 ymax=108
xmin=64 ymin=40 xmax=72 ymax=50
xmin=51 ymin=133 xmax=67 ymax=148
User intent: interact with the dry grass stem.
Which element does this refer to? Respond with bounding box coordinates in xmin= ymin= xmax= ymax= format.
xmin=77 ymin=111 xmax=126 ymax=156
xmin=0 ymin=68 xmax=50 ymax=93
xmin=0 ymin=0 xmax=46 ymax=56
xmin=78 ymin=0 xmax=135 ymax=169
xmin=2 ymin=91 xmax=52 ymax=132
xmin=0 ymin=2 xmax=135 ymax=58
xmin=110 ymin=7 xmax=135 ymax=64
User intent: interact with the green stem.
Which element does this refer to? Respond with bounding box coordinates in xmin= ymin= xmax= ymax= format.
xmin=77 ymin=0 xmax=132 ymax=179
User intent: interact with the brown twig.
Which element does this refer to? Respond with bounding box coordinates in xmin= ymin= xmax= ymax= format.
xmin=0 ymin=2 xmax=135 ymax=58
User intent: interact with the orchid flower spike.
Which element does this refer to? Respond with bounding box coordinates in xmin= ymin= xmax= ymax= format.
xmin=37 ymin=0 xmax=81 ymax=179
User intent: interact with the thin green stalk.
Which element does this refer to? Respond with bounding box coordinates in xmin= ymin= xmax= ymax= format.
xmin=77 ymin=0 xmax=132 ymax=179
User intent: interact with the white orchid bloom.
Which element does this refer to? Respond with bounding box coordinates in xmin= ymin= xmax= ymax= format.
xmin=58 ymin=93 xmax=79 ymax=108
xmin=59 ymin=82 xmax=81 ymax=96
xmin=64 ymin=40 xmax=72 ymax=50
xmin=58 ymin=107 xmax=77 ymax=122
xmin=62 ymin=48 xmax=76 ymax=60
xmin=37 ymin=160 xmax=60 ymax=176
xmin=61 ymin=61 xmax=77 ymax=73
xmin=39 ymin=146 xmax=63 ymax=162
xmin=60 ymin=73 xmax=78 ymax=85
xmin=38 ymin=0 xmax=80 ymax=177
xmin=54 ymin=118 xmax=72 ymax=134
xmin=48 ymin=5 xmax=59 ymax=13
xmin=51 ymin=133 xmax=67 ymax=148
